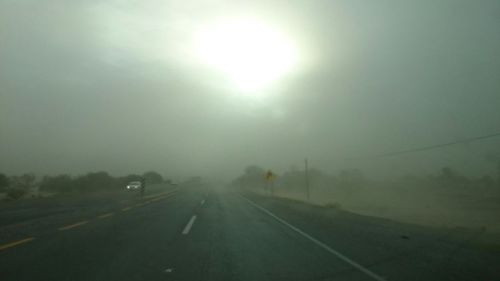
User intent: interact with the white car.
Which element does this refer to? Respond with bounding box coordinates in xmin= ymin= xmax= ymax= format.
xmin=126 ymin=181 xmax=142 ymax=190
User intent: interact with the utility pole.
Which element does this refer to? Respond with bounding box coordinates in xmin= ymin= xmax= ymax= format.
xmin=305 ymin=158 xmax=310 ymax=200
xmin=271 ymin=180 xmax=274 ymax=196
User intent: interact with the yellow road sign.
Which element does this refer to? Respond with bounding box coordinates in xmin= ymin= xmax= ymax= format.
xmin=265 ymin=170 xmax=276 ymax=181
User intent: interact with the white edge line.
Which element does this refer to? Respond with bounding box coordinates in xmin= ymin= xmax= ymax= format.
xmin=182 ymin=215 xmax=197 ymax=235
xmin=240 ymin=195 xmax=387 ymax=281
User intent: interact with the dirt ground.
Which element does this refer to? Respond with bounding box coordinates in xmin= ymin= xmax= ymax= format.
xmin=250 ymin=183 xmax=500 ymax=236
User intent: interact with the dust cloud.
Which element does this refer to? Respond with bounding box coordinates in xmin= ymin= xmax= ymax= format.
xmin=232 ymin=163 xmax=500 ymax=234
xmin=1 ymin=1 xmax=500 ymax=235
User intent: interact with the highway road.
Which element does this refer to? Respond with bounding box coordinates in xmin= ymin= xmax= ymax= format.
xmin=0 ymin=183 xmax=499 ymax=281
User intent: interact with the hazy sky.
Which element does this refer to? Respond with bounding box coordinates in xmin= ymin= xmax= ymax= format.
xmin=1 ymin=0 xmax=500 ymax=180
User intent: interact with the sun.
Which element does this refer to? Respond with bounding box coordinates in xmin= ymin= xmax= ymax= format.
xmin=193 ymin=18 xmax=300 ymax=94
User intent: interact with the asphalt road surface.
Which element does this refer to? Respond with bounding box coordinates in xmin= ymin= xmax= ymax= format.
xmin=1 ymin=184 xmax=499 ymax=281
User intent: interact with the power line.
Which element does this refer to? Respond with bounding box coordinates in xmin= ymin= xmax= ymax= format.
xmin=349 ymin=131 xmax=500 ymax=160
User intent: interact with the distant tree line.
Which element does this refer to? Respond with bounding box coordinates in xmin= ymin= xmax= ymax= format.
xmin=232 ymin=165 xmax=367 ymax=190
xmin=0 ymin=171 xmax=167 ymax=200
xmin=39 ymin=171 xmax=165 ymax=194
xmin=232 ymin=164 xmax=500 ymax=192
xmin=0 ymin=173 xmax=37 ymax=200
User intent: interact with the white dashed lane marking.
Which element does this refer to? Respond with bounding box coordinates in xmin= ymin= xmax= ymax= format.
xmin=182 ymin=215 xmax=197 ymax=235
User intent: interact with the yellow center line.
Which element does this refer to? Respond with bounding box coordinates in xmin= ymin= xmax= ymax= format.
xmin=142 ymin=193 xmax=167 ymax=200
xmin=58 ymin=220 xmax=89 ymax=231
xmin=142 ymin=189 xmax=179 ymax=200
xmin=97 ymin=212 xmax=114 ymax=219
xmin=0 ymin=237 xmax=35 ymax=251
xmin=151 ymin=192 xmax=179 ymax=202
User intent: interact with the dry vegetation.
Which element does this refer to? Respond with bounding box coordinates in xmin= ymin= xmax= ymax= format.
xmin=234 ymin=165 xmax=500 ymax=233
